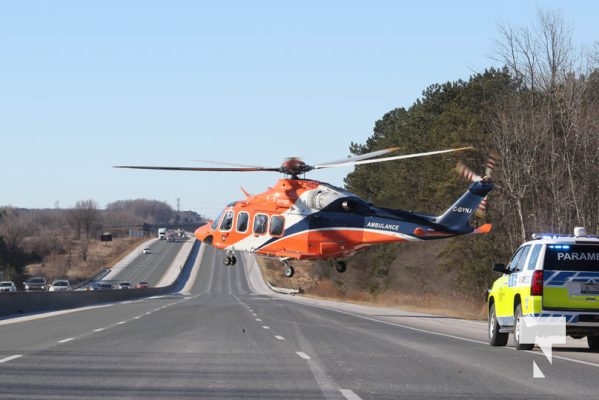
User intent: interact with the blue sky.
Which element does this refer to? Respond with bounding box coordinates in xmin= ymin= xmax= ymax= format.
xmin=1 ymin=1 xmax=596 ymax=218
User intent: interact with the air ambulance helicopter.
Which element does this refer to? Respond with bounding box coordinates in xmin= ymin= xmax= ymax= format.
xmin=115 ymin=146 xmax=494 ymax=278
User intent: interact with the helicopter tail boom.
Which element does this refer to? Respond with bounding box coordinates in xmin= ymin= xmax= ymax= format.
xmin=433 ymin=179 xmax=494 ymax=235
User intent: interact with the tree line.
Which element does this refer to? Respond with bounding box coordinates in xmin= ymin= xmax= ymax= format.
xmin=0 ymin=199 xmax=202 ymax=283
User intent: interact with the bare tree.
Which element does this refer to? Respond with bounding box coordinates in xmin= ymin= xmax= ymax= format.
xmin=492 ymin=9 xmax=599 ymax=239
xmin=71 ymin=199 xmax=99 ymax=240
xmin=0 ymin=207 xmax=30 ymax=251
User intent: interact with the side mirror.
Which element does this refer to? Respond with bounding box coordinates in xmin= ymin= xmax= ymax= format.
xmin=492 ymin=263 xmax=508 ymax=273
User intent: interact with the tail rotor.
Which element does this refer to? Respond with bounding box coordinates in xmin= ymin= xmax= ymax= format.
xmin=455 ymin=152 xmax=497 ymax=219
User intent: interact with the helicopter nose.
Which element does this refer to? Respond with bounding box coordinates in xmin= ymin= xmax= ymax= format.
xmin=194 ymin=222 xmax=213 ymax=244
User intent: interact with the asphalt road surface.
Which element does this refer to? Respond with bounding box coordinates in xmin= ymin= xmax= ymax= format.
xmin=107 ymin=239 xmax=186 ymax=287
xmin=1 ymin=244 xmax=599 ymax=399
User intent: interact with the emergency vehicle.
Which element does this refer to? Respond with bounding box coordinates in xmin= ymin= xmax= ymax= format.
xmin=488 ymin=227 xmax=599 ymax=350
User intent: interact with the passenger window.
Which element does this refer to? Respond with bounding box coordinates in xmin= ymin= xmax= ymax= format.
xmin=526 ymin=244 xmax=541 ymax=271
xmin=269 ymin=216 xmax=285 ymax=236
xmin=236 ymin=212 xmax=249 ymax=233
xmin=219 ymin=210 xmax=234 ymax=231
xmin=253 ymin=214 xmax=268 ymax=234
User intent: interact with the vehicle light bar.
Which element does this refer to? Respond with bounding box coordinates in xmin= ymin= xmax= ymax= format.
xmin=532 ymin=227 xmax=599 ymax=240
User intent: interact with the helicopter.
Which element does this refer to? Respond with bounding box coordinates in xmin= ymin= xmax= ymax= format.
xmin=115 ymin=146 xmax=494 ymax=278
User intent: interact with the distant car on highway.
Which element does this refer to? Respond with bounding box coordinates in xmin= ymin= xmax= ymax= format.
xmin=142 ymin=247 xmax=151 ymax=254
xmin=0 ymin=281 xmax=17 ymax=292
xmin=49 ymin=279 xmax=72 ymax=292
xmin=24 ymin=277 xmax=47 ymax=291
xmin=118 ymin=282 xmax=131 ymax=289
xmin=89 ymin=282 xmax=113 ymax=290
xmin=135 ymin=281 xmax=149 ymax=289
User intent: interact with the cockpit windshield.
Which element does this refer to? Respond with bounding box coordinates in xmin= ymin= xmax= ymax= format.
xmin=219 ymin=210 xmax=234 ymax=231
xmin=211 ymin=209 xmax=226 ymax=230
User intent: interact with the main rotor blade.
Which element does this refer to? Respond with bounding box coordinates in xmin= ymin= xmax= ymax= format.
xmin=191 ymin=159 xmax=265 ymax=169
xmin=315 ymin=147 xmax=401 ymax=167
xmin=113 ymin=165 xmax=279 ymax=172
xmin=313 ymin=146 xmax=474 ymax=169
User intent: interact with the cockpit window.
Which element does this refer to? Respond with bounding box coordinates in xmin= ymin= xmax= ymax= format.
xmin=219 ymin=210 xmax=234 ymax=231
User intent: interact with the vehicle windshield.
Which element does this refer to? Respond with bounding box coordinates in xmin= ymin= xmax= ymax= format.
xmin=544 ymin=244 xmax=599 ymax=271
xmin=28 ymin=278 xmax=44 ymax=283
xmin=0 ymin=282 xmax=12 ymax=287
xmin=53 ymin=281 xmax=68 ymax=286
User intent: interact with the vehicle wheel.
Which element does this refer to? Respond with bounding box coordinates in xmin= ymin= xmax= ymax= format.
xmin=230 ymin=256 xmax=237 ymax=265
xmin=223 ymin=256 xmax=231 ymax=266
xmin=283 ymin=265 xmax=294 ymax=278
xmin=514 ymin=304 xmax=534 ymax=350
xmin=587 ymin=335 xmax=599 ymax=351
xmin=335 ymin=260 xmax=347 ymax=273
xmin=488 ymin=303 xmax=508 ymax=346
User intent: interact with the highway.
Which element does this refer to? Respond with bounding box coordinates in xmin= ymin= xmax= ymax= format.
xmin=104 ymin=238 xmax=187 ymax=287
xmin=1 ymin=244 xmax=599 ymax=399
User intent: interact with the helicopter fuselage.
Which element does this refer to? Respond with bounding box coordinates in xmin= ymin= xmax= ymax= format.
xmin=194 ymin=177 xmax=493 ymax=262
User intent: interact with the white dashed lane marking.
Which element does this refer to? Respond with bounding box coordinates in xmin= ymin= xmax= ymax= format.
xmin=296 ymin=351 xmax=311 ymax=360
xmin=340 ymin=389 xmax=363 ymax=400
xmin=0 ymin=355 xmax=22 ymax=364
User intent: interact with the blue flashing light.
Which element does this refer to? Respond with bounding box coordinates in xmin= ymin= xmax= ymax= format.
xmin=548 ymin=244 xmax=570 ymax=250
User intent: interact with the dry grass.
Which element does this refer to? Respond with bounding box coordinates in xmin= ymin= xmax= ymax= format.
xmin=26 ymin=236 xmax=147 ymax=282
xmin=255 ymin=254 xmax=487 ymax=320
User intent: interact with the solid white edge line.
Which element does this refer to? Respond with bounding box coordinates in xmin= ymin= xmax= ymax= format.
xmin=0 ymin=303 xmax=114 ymax=326
xmin=340 ymin=389 xmax=362 ymax=400
xmin=0 ymin=355 xmax=22 ymax=364
xmin=296 ymin=351 xmax=311 ymax=360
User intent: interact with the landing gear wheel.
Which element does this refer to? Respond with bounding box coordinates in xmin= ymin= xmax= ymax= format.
xmin=488 ymin=304 xmax=508 ymax=346
xmin=514 ymin=304 xmax=534 ymax=350
xmin=334 ymin=260 xmax=347 ymax=273
xmin=283 ymin=265 xmax=295 ymax=278
xmin=223 ymin=252 xmax=236 ymax=266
